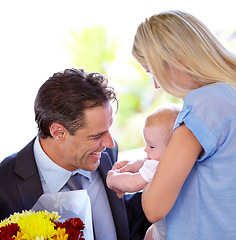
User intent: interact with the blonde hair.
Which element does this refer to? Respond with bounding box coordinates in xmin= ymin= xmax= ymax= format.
xmin=145 ymin=103 xmax=180 ymax=145
xmin=132 ymin=10 xmax=236 ymax=98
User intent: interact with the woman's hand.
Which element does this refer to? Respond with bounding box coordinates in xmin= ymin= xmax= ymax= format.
xmin=112 ymin=159 xmax=146 ymax=173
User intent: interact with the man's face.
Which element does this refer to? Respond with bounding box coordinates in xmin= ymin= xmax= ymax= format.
xmin=62 ymin=102 xmax=114 ymax=172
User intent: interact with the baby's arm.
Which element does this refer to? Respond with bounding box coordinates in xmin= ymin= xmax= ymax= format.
xmin=106 ymin=169 xmax=148 ymax=193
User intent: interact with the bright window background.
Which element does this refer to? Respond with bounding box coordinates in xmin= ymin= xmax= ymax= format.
xmin=0 ymin=0 xmax=235 ymax=161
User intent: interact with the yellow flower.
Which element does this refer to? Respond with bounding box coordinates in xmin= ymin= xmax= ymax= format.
xmin=0 ymin=210 xmax=36 ymax=227
xmin=16 ymin=211 xmax=57 ymax=240
xmin=0 ymin=210 xmax=84 ymax=240
xmin=0 ymin=218 xmax=10 ymax=227
xmin=44 ymin=210 xmax=60 ymax=222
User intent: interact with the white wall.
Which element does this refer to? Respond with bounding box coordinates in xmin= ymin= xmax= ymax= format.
xmin=0 ymin=0 xmax=235 ymax=161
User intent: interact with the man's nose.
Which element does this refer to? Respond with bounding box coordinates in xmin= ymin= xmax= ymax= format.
xmin=101 ymin=131 xmax=115 ymax=148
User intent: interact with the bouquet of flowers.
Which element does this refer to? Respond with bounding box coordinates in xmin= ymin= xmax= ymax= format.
xmin=0 ymin=210 xmax=85 ymax=240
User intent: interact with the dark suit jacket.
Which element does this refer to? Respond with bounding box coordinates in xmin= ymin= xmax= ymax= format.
xmin=0 ymin=138 xmax=150 ymax=240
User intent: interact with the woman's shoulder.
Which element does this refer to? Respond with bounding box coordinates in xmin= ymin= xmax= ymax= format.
xmin=176 ymin=84 xmax=236 ymax=159
xmin=184 ymin=84 xmax=236 ymax=108
xmin=187 ymin=83 xmax=233 ymax=95
xmin=177 ymin=83 xmax=236 ymax=131
xmin=176 ymin=83 xmax=236 ymax=136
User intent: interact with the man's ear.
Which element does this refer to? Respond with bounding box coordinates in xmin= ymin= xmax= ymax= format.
xmin=50 ymin=123 xmax=66 ymax=141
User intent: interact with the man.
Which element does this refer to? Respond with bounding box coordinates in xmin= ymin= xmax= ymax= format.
xmin=0 ymin=68 xmax=150 ymax=239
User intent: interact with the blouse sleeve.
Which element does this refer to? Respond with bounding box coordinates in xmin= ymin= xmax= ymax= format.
xmin=174 ymin=104 xmax=218 ymax=161
xmin=173 ymin=85 xmax=235 ymax=162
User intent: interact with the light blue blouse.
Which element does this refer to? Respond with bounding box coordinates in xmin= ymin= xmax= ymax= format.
xmin=166 ymin=84 xmax=236 ymax=240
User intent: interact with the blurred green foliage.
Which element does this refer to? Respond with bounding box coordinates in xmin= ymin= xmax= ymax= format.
xmin=68 ymin=26 xmax=182 ymax=151
xmin=69 ymin=26 xmax=118 ymax=74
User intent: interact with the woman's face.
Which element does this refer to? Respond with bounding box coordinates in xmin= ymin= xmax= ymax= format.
xmin=143 ymin=64 xmax=201 ymax=91
xmin=142 ymin=65 xmax=160 ymax=89
xmin=167 ymin=66 xmax=201 ymax=90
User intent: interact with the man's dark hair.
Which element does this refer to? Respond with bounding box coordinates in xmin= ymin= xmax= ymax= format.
xmin=34 ymin=68 xmax=117 ymax=138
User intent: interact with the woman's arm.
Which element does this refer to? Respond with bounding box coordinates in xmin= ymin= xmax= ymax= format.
xmin=142 ymin=124 xmax=203 ymax=223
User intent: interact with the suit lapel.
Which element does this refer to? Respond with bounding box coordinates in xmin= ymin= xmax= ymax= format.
xmin=15 ymin=139 xmax=43 ymax=210
xmin=99 ymin=152 xmax=130 ymax=240
xmin=14 ymin=140 xmax=130 ymax=239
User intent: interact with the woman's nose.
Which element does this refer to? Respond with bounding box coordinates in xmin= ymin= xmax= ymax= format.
xmin=153 ymin=78 xmax=160 ymax=89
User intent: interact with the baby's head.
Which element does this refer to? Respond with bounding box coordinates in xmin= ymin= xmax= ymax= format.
xmin=143 ymin=103 xmax=181 ymax=161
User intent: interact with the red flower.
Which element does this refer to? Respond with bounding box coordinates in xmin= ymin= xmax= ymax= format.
xmin=55 ymin=218 xmax=85 ymax=240
xmin=0 ymin=223 xmax=20 ymax=240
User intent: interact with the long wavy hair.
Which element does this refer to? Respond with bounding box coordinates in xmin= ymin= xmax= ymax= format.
xmin=132 ymin=10 xmax=236 ymax=98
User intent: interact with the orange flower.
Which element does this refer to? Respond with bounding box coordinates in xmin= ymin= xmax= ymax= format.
xmin=54 ymin=227 xmax=68 ymax=240
xmin=13 ymin=231 xmax=24 ymax=240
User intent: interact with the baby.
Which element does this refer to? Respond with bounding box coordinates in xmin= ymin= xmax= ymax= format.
xmin=106 ymin=103 xmax=180 ymax=240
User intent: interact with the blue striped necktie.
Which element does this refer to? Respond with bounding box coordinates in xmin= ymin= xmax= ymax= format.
xmin=67 ymin=173 xmax=97 ymax=239
xmin=66 ymin=173 xmax=83 ymax=190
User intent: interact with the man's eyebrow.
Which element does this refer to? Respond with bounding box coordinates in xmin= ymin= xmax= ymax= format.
xmin=89 ymin=131 xmax=106 ymax=138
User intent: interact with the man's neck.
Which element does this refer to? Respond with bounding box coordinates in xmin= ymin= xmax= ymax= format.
xmin=39 ymin=137 xmax=68 ymax=170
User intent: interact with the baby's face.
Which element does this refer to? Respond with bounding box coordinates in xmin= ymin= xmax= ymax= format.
xmin=143 ymin=126 xmax=167 ymax=161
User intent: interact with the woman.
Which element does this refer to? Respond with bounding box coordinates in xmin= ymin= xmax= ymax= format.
xmin=122 ymin=10 xmax=236 ymax=239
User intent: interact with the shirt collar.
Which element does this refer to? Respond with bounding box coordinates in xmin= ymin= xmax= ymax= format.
xmin=74 ymin=169 xmax=93 ymax=183
xmin=33 ymin=136 xmax=71 ymax=192
xmin=33 ymin=136 xmax=92 ymax=192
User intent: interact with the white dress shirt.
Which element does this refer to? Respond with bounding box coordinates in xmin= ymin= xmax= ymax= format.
xmin=33 ymin=136 xmax=117 ymax=240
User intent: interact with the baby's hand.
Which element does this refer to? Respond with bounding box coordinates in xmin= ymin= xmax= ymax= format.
xmin=113 ymin=188 xmax=125 ymax=199
xmin=106 ymin=170 xmax=118 ymax=189
xmin=106 ymin=170 xmax=125 ymax=198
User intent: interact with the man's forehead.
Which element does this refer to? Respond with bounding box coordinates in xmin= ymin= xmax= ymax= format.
xmin=83 ymin=103 xmax=113 ymax=130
